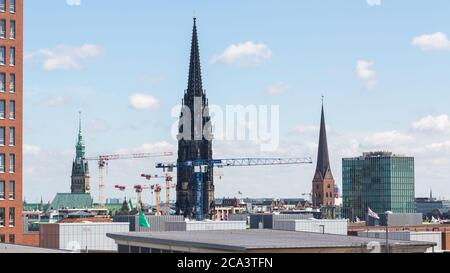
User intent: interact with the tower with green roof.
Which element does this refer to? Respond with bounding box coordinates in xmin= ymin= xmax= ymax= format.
xmin=71 ymin=112 xmax=90 ymax=193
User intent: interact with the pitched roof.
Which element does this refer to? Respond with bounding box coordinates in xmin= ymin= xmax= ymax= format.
xmin=315 ymin=104 xmax=331 ymax=178
xmin=50 ymin=193 xmax=93 ymax=210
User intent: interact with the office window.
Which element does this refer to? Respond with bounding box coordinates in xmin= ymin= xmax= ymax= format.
xmin=0 ymin=0 xmax=5 ymax=12
xmin=9 ymin=47 xmax=15 ymax=66
xmin=0 ymin=19 xmax=5 ymax=38
xmin=0 ymin=100 xmax=4 ymax=118
xmin=0 ymin=181 xmax=4 ymax=199
xmin=0 ymin=235 xmax=4 ymax=243
xmin=0 ymin=154 xmax=4 ymax=172
xmin=9 ymin=208 xmax=14 ymax=227
xmin=0 ymin=208 xmax=4 ymax=227
xmin=0 ymin=46 xmax=5 ymax=65
xmin=9 ymin=154 xmax=14 ymax=173
xmin=9 ymin=181 xmax=14 ymax=199
xmin=9 ymin=20 xmax=15 ymax=39
xmin=9 ymin=100 xmax=14 ymax=119
xmin=0 ymin=127 xmax=4 ymax=145
xmin=9 ymin=0 xmax=14 ymax=13
xmin=9 ymin=127 xmax=14 ymax=146
xmin=9 ymin=73 xmax=14 ymax=92
xmin=8 ymin=235 xmax=14 ymax=244
xmin=0 ymin=73 xmax=5 ymax=91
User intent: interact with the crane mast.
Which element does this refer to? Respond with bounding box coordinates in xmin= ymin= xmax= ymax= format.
xmin=84 ymin=152 xmax=173 ymax=207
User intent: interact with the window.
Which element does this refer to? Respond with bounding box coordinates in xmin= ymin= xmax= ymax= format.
xmin=0 ymin=127 xmax=4 ymax=145
xmin=0 ymin=46 xmax=5 ymax=65
xmin=9 ymin=181 xmax=14 ymax=199
xmin=0 ymin=100 xmax=4 ymax=118
xmin=9 ymin=73 xmax=14 ymax=92
xmin=0 ymin=235 xmax=4 ymax=243
xmin=9 ymin=47 xmax=15 ymax=66
xmin=0 ymin=154 xmax=4 ymax=172
xmin=0 ymin=0 xmax=4 ymax=12
xmin=0 ymin=19 xmax=5 ymax=38
xmin=9 ymin=0 xmax=15 ymax=13
xmin=9 ymin=127 xmax=14 ymax=146
xmin=9 ymin=20 xmax=15 ymax=39
xmin=9 ymin=100 xmax=14 ymax=119
xmin=0 ymin=73 xmax=5 ymax=92
xmin=0 ymin=181 xmax=4 ymax=199
xmin=9 ymin=208 xmax=14 ymax=227
xmin=0 ymin=208 xmax=4 ymax=227
xmin=9 ymin=154 xmax=14 ymax=173
xmin=8 ymin=235 xmax=14 ymax=244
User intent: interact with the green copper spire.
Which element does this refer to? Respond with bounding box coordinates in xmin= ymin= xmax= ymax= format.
xmin=76 ymin=111 xmax=86 ymax=159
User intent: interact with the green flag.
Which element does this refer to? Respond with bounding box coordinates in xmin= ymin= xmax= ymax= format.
xmin=138 ymin=210 xmax=150 ymax=228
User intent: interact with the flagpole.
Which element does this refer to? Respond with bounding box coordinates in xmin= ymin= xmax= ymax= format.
xmin=385 ymin=212 xmax=389 ymax=253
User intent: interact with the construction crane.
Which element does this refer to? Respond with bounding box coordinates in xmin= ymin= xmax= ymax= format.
xmin=153 ymin=184 xmax=162 ymax=216
xmin=114 ymin=185 xmax=127 ymax=192
xmin=141 ymin=174 xmax=173 ymax=215
xmin=84 ymin=152 xmax=173 ymax=207
xmin=156 ymin=157 xmax=313 ymax=221
xmin=133 ymin=184 xmax=153 ymax=211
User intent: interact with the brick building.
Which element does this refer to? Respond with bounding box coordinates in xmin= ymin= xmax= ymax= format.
xmin=0 ymin=0 xmax=23 ymax=244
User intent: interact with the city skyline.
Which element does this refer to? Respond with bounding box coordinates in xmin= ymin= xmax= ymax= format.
xmin=23 ymin=0 xmax=450 ymax=202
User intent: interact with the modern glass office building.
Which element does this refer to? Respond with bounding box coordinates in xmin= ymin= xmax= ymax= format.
xmin=342 ymin=152 xmax=415 ymax=221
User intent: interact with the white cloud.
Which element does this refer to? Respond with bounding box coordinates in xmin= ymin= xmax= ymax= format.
xmin=210 ymin=41 xmax=272 ymax=66
xmin=426 ymin=141 xmax=450 ymax=152
xmin=265 ymin=82 xmax=289 ymax=95
xmin=128 ymin=93 xmax=160 ymax=110
xmin=66 ymin=0 xmax=81 ymax=6
xmin=117 ymin=141 xmax=176 ymax=154
xmin=356 ymin=60 xmax=377 ymax=88
xmin=87 ymin=119 xmax=110 ymax=134
xmin=26 ymin=44 xmax=103 ymax=71
xmin=412 ymin=114 xmax=450 ymax=133
xmin=44 ymin=95 xmax=71 ymax=107
xmin=412 ymin=32 xmax=450 ymax=51
xmin=363 ymin=130 xmax=415 ymax=147
xmin=292 ymin=125 xmax=319 ymax=134
xmin=24 ymin=144 xmax=42 ymax=156
xmin=367 ymin=0 xmax=381 ymax=6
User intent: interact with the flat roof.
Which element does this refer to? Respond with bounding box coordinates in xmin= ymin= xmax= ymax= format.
xmin=0 ymin=244 xmax=68 ymax=253
xmin=107 ymin=229 xmax=434 ymax=252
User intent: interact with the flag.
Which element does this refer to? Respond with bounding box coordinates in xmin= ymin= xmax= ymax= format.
xmin=138 ymin=210 xmax=150 ymax=228
xmin=368 ymin=208 xmax=380 ymax=220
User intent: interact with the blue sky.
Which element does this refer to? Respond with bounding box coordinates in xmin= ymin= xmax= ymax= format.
xmin=23 ymin=0 xmax=450 ymax=202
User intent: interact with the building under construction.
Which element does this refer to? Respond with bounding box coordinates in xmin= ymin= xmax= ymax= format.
xmin=176 ymin=18 xmax=215 ymax=219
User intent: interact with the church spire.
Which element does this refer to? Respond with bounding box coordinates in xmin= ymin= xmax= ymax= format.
xmin=76 ymin=111 xmax=85 ymax=159
xmin=187 ymin=17 xmax=203 ymax=97
xmin=315 ymin=98 xmax=331 ymax=178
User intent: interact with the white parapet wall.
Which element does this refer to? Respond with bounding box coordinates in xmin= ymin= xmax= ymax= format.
xmin=40 ymin=222 xmax=130 ymax=252
xmin=165 ymin=221 xmax=247 ymax=232
xmin=357 ymin=231 xmax=442 ymax=253
xmin=273 ymin=219 xmax=348 ymax=235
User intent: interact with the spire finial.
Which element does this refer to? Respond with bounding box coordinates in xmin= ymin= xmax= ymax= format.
xmin=321 ymin=94 xmax=324 ymax=105
xmin=78 ymin=111 xmax=82 ymax=134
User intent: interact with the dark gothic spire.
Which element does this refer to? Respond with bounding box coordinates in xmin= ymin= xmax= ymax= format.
xmin=187 ymin=17 xmax=203 ymax=97
xmin=315 ymin=99 xmax=331 ymax=178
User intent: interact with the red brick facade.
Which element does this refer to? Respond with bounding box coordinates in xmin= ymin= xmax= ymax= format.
xmin=0 ymin=0 xmax=23 ymax=244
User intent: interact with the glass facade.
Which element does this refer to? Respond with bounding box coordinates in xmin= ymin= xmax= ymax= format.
xmin=342 ymin=152 xmax=415 ymax=221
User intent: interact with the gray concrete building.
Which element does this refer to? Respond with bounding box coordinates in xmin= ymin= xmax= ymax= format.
xmin=107 ymin=230 xmax=434 ymax=253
